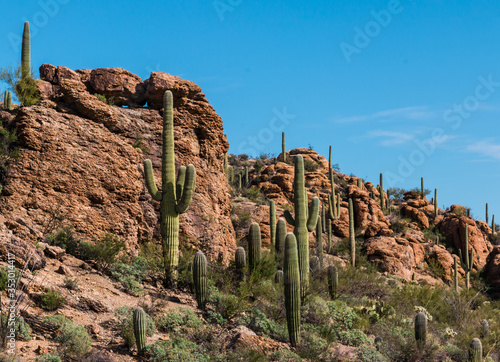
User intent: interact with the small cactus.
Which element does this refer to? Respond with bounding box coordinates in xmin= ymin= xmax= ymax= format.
xmin=133 ymin=307 xmax=147 ymax=355
xmin=349 ymin=198 xmax=355 ymax=267
xmin=357 ymin=178 xmax=363 ymax=189
xmin=193 ymin=251 xmax=207 ymax=309
xmin=270 ymin=200 xmax=276 ymax=249
xmin=327 ymin=265 xmax=338 ymax=299
xmin=248 ymin=223 xmax=262 ymax=273
xmin=480 ymin=319 xmax=489 ymax=338
xmin=275 ymin=269 xmax=284 ymax=284
xmin=492 ymin=215 xmax=496 ymax=235
xmin=414 ymin=312 xmax=427 ymax=350
xmin=284 ymin=233 xmax=300 ymax=347
xmin=469 ymin=338 xmax=482 ymax=362
xmin=235 ymin=247 xmax=246 ymax=275
xmin=3 ymin=91 xmax=12 ymax=110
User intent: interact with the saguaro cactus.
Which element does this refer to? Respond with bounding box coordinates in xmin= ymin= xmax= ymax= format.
xmin=21 ymin=22 xmax=31 ymax=79
xmin=316 ymin=214 xmax=323 ymax=270
xmin=327 ymin=222 xmax=332 ymax=253
xmin=357 ymin=178 xmax=363 ymax=189
xmin=270 ymin=200 xmax=276 ymax=249
xmin=486 ymin=203 xmax=489 ymax=224
xmin=492 ymin=215 xmax=496 ymax=234
xmin=244 ymin=166 xmax=249 ymax=186
xmin=282 ymin=131 xmax=287 ymax=163
xmin=327 ymin=265 xmax=338 ymax=299
xmin=275 ymin=218 xmax=286 ymax=263
xmin=284 ymin=233 xmax=300 ymax=347
xmin=275 ymin=269 xmax=284 ymax=284
xmin=193 ymin=251 xmax=207 ymax=309
xmin=322 ymin=203 xmax=326 ymax=233
xmin=4 ymin=91 xmax=12 ymax=110
xmin=469 ymin=338 xmax=482 ymax=362
xmin=415 ymin=312 xmax=427 ymax=350
xmin=434 ymin=189 xmax=438 ymax=217
xmin=454 ymin=255 xmax=459 ymax=292
xmin=481 ymin=319 xmax=489 ymax=338
xmin=459 ymin=224 xmax=473 ymax=290
xmin=144 ymin=90 xmax=196 ymax=287
xmin=379 ymin=173 xmax=384 ymax=211
xmin=248 ymin=223 xmax=262 ymax=272
xmin=284 ymin=155 xmax=320 ymax=297
xmin=235 ymin=247 xmax=246 ymax=272
xmin=328 ymin=161 xmax=337 ymax=220
xmin=133 ymin=307 xmax=147 ymax=355
xmin=349 ymin=198 xmax=355 ymax=267
xmin=420 ymin=177 xmax=424 ymax=199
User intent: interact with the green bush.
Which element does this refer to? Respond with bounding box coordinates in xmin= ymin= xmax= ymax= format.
xmin=63 ymin=276 xmax=79 ymax=291
xmin=242 ymin=186 xmax=265 ymax=203
xmin=157 ymin=308 xmax=203 ymax=335
xmin=110 ymin=257 xmax=147 ymax=295
xmin=303 ymin=158 xmax=319 ymax=172
xmin=45 ymin=226 xmax=82 ymax=257
xmin=80 ymin=233 xmax=125 ymax=271
xmin=43 ymin=315 xmax=91 ymax=358
xmin=0 ymin=315 xmax=31 ymax=342
xmin=145 ymin=337 xmax=209 ymax=362
xmin=15 ymin=77 xmax=40 ymax=106
xmin=355 ymin=345 xmax=387 ymax=362
xmin=114 ymin=306 xmax=156 ymax=348
xmin=236 ymin=308 xmax=286 ymax=341
xmin=35 ymin=354 xmax=61 ymax=362
xmin=40 ymin=288 xmax=66 ymax=311
xmin=93 ymin=93 xmax=114 ymax=105
xmin=337 ymin=328 xmax=371 ymax=346
xmin=0 ymin=121 xmax=19 ymax=187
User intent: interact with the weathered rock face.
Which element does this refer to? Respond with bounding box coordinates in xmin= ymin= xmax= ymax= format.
xmin=485 ymin=246 xmax=500 ymax=296
xmin=1 ymin=64 xmax=234 ymax=262
xmin=364 ymin=236 xmax=414 ymax=279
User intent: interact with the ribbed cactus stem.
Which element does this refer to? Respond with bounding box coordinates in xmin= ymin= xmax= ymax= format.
xmin=469 ymin=338 xmax=482 ymax=362
xmin=275 ymin=218 xmax=286 ymax=264
xmin=223 ymin=153 xmax=228 ymax=174
xmin=283 ymin=155 xmax=319 ymax=298
xmin=434 ymin=189 xmax=438 ymax=217
xmin=414 ymin=312 xmax=427 ymax=350
xmin=379 ymin=173 xmax=384 ymax=211
xmin=248 ymin=223 xmax=262 ymax=273
xmin=454 ymin=256 xmax=459 ymax=293
xmin=238 ymin=173 xmax=242 ymax=189
xmin=316 ymin=213 xmax=323 ymax=270
xmin=235 ymin=247 xmax=246 ymax=272
xmin=322 ymin=203 xmax=326 ymax=233
xmin=327 ymin=265 xmax=338 ymax=299
xmin=420 ymin=177 xmax=424 ymax=199
xmin=193 ymin=251 xmax=207 ymax=309
xmin=282 ymin=132 xmax=286 ymax=163
xmin=459 ymin=223 xmax=473 ymax=290
xmin=284 ymin=233 xmax=300 ymax=347
xmin=481 ymin=319 xmax=489 ymax=338
xmin=349 ymin=198 xmax=355 ymax=267
xmin=133 ymin=307 xmax=147 ymax=355
xmin=328 ymin=167 xmax=337 ymax=220
xmin=21 ymin=22 xmax=31 ymax=79
xmin=327 ymin=222 xmax=332 ymax=254
xmin=328 ymin=145 xmax=332 ymax=175
xmin=144 ymin=91 xmax=196 ymax=287
xmin=270 ymin=201 xmax=276 ymax=249
xmin=493 ymin=215 xmax=496 ymax=234
xmin=486 ymin=203 xmax=489 ymax=224
xmin=244 ymin=166 xmax=248 ymax=186
xmin=337 ymin=193 xmax=341 ymax=220
xmin=4 ymin=91 xmax=12 ymax=111
xmin=357 ymin=178 xmax=362 ymax=189
xmin=229 ymin=167 xmax=234 ymax=184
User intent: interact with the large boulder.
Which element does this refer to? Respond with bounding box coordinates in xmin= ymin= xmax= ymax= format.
xmin=89 ymin=68 xmax=146 ymax=107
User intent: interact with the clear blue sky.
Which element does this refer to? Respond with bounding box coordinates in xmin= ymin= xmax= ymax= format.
xmin=1 ymin=0 xmax=499 ymax=223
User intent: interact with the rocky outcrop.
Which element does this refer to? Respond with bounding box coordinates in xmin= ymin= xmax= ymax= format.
xmin=364 ymin=236 xmax=414 ymax=279
xmin=1 ymin=64 xmax=234 ymax=262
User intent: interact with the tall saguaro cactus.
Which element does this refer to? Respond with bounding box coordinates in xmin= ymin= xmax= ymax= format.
xmin=133 ymin=307 xmax=147 ymax=355
xmin=379 ymin=173 xmax=384 ymax=211
xmin=316 ymin=212 xmax=323 ymax=270
xmin=270 ymin=200 xmax=276 ymax=249
xmin=284 ymin=233 xmax=301 ymax=347
xmin=21 ymin=22 xmax=31 ymax=79
xmin=248 ymin=223 xmax=262 ymax=272
xmin=193 ymin=251 xmax=207 ymax=310
xmin=454 ymin=255 xmax=459 ymax=292
xmin=327 ymin=265 xmax=338 ymax=299
xmin=282 ymin=132 xmax=287 ymax=163
xmin=349 ymin=198 xmax=356 ymax=267
xmin=469 ymin=338 xmax=482 ymax=362
xmin=434 ymin=189 xmax=438 ymax=217
xmin=492 ymin=215 xmax=496 ymax=235
xmin=144 ymin=90 xmax=196 ymax=287
xmin=486 ymin=203 xmax=489 ymax=224
xmin=415 ymin=312 xmax=427 ymax=350
xmin=275 ymin=218 xmax=287 ymax=263
xmin=420 ymin=177 xmax=424 ymax=199
xmin=284 ymin=155 xmax=319 ymax=297
xmin=459 ymin=224 xmax=473 ymax=290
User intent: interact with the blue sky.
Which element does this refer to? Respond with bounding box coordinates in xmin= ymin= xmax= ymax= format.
xmin=1 ymin=0 xmax=499 ymax=223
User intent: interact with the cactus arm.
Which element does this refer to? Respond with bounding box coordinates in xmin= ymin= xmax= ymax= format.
xmin=306 ymin=197 xmax=320 ymax=232
xmin=175 ymin=164 xmax=195 ymax=214
xmin=176 ymin=166 xmax=186 ymax=201
xmin=284 ymin=210 xmax=296 ymax=226
xmin=328 ymin=194 xmax=335 ymax=219
xmin=144 ymin=159 xmax=162 ymax=201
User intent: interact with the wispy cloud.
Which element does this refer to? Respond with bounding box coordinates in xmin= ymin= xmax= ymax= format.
xmin=366 ymin=130 xmax=416 ymax=146
xmin=335 ymin=106 xmax=435 ymax=123
xmin=466 ymin=139 xmax=500 ymax=161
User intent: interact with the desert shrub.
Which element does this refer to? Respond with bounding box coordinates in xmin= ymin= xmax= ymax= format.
xmin=268 ymin=349 xmax=302 ymax=361
xmin=206 ymin=287 xmax=243 ymax=323
xmin=427 ymin=255 xmax=446 ymax=279
xmin=45 ymin=226 xmax=82 ymax=257
xmin=0 ymin=266 xmax=20 ymax=291
xmin=40 ymin=288 xmax=66 ymax=311
xmin=295 ymin=329 xmax=330 ymax=360
xmin=236 ymin=308 xmax=286 ymax=341
xmin=63 ymin=276 xmax=79 ymax=291
xmin=80 ymin=233 xmax=125 ymax=271
xmin=132 ymin=134 xmax=148 ymax=153
xmin=337 ymin=328 xmax=371 ymax=346
xmin=138 ymin=240 xmax=164 ymax=275
xmin=303 ymin=158 xmax=318 ymax=172
xmin=114 ymin=306 xmax=156 ymax=348
xmin=390 ymin=218 xmax=412 ymax=234
xmin=15 ymin=77 xmax=40 ymax=106
xmin=93 ymin=93 xmax=114 ymax=105
xmin=238 ymin=154 xmax=249 ymax=161
xmin=0 ymin=121 xmax=19 ymax=187
xmin=43 ymin=315 xmax=91 ymax=358
xmin=0 ymin=315 xmax=31 ymax=342
xmin=242 ymin=186 xmax=265 ymax=203
xmin=235 ymin=212 xmax=252 ymax=228
xmin=110 ymin=257 xmax=147 ymax=295
xmin=35 ymin=355 xmax=61 ymax=362
xmin=253 ymin=160 xmax=264 ymax=173
xmin=157 ymin=307 xmax=203 ymax=335
xmin=355 ymin=344 xmax=387 ymax=362
xmin=145 ymin=337 xmax=209 ymax=362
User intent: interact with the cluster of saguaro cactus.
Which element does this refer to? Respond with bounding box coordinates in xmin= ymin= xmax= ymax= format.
xmin=270 ymin=201 xmax=276 ymax=249
xmin=284 ymin=233 xmax=300 ymax=346
xmin=284 ymin=155 xmax=319 ymax=297
xmin=144 ymin=90 xmax=196 ymax=287
xmin=248 ymin=223 xmax=262 ymax=272
xmin=348 ymin=198 xmax=355 ymax=267
xmin=459 ymin=223 xmax=473 ymax=290
xmin=327 ymin=265 xmax=338 ymax=299
xmin=414 ymin=312 xmax=427 ymax=349
xmin=3 ymin=91 xmax=12 ymax=110
xmin=133 ymin=307 xmax=147 ymax=355
xmin=469 ymin=338 xmax=482 ymax=362
xmin=193 ymin=251 xmax=207 ymax=309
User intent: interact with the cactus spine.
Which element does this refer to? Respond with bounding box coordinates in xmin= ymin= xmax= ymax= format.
xmin=349 ymin=198 xmax=355 ymax=267
xmin=193 ymin=251 xmax=207 ymax=309
xmin=275 ymin=218 xmax=286 ymax=263
xmin=248 ymin=223 xmax=262 ymax=272
xmin=414 ymin=312 xmax=427 ymax=350
xmin=283 ymin=155 xmax=320 ymax=297
xmin=133 ymin=307 xmax=147 ymax=355
xmin=270 ymin=200 xmax=276 ymax=249
xmin=459 ymin=223 xmax=473 ymax=290
xmin=486 ymin=203 xmax=489 ymax=224
xmin=316 ymin=211 xmax=323 ymax=270
xmin=327 ymin=265 xmax=338 ymax=299
xmin=284 ymin=233 xmax=300 ymax=347
xmin=454 ymin=255 xmax=459 ymax=292
xmin=434 ymin=188 xmax=438 ymax=217
xmin=21 ymin=22 xmax=31 ymax=79
xmin=282 ymin=132 xmax=287 ymax=163
xmin=144 ymin=91 xmax=196 ymax=287
xmin=379 ymin=173 xmax=384 ymax=211
xmin=420 ymin=177 xmax=424 ymax=199
xmin=469 ymin=338 xmax=482 ymax=362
